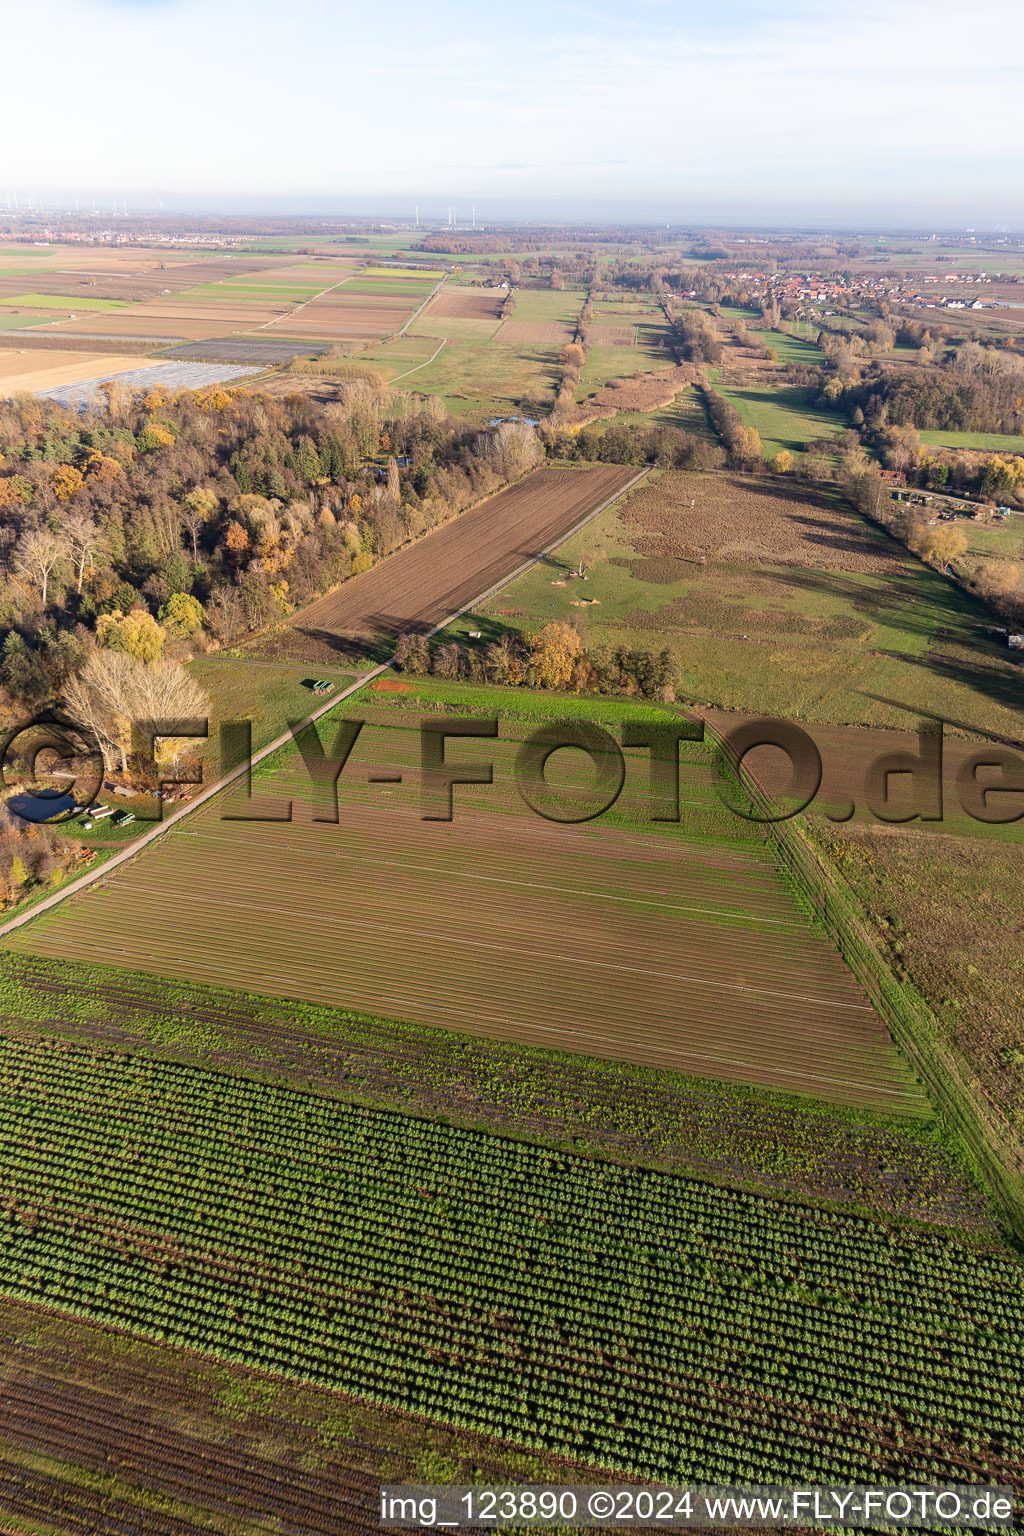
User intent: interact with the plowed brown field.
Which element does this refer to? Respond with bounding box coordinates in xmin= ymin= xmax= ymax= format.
xmin=266 ymin=307 xmax=410 ymax=337
xmin=428 ymin=289 xmax=506 ymax=320
xmin=0 ymin=1296 xmax=617 ymax=1536
xmin=294 ymin=464 xmax=639 ymax=642
xmin=0 ymin=1371 xmax=380 ymax=1536
xmin=591 ymin=324 xmax=636 ymax=345
xmin=497 ymin=320 xmax=574 ymax=344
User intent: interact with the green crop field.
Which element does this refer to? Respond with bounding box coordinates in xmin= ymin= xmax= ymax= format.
xmin=0 ymin=312 xmax=60 ymax=329
xmin=360 ymin=265 xmax=444 ymax=279
xmin=0 ymin=948 xmax=983 ymax=1223
xmin=0 ymin=292 xmax=125 ymax=310
xmin=342 ymin=279 xmax=437 ymax=296
xmin=183 ymin=282 xmax=325 ymax=298
xmin=0 ymin=1032 xmax=1018 ymax=1487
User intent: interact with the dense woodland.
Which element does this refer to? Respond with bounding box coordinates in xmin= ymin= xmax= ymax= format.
xmin=835 ymin=355 xmax=1024 ymax=434
xmin=0 ymin=377 xmax=541 ymax=712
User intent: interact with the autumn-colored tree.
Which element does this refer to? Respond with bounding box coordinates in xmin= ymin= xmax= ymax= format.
xmin=528 ymin=621 xmax=586 ymax=690
xmin=920 ymin=525 xmax=969 ymax=569
xmin=394 ymin=634 xmax=430 ymax=675
xmin=50 ymin=463 xmax=84 ymax=503
xmin=560 ymin=343 xmax=586 ymax=369
xmin=973 ymin=559 xmax=1022 ymax=611
xmin=96 ymin=607 xmax=166 ymax=664
xmin=193 ymin=387 xmax=232 ymax=411
xmin=63 ymin=650 xmax=209 ymax=774
xmin=0 ymin=475 xmax=33 ymax=511
xmin=83 ymin=451 xmax=124 ymax=485
xmin=223 ymin=521 xmax=251 ymax=563
xmin=742 ymin=428 xmax=764 ymax=466
xmin=137 ymin=422 xmax=175 ymax=452
xmin=772 ymin=450 xmax=794 ymax=474
xmin=158 ymin=591 xmax=205 ymax=637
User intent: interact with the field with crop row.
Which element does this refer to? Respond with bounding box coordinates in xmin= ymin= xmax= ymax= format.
xmin=427 ymin=289 xmax=506 ymax=321
xmin=0 ymin=1369 xmax=381 ymax=1536
xmin=0 ymin=1034 xmax=1019 ymax=1487
xmin=10 ymin=693 xmax=922 ymax=1109
xmin=0 ymin=248 xmax=433 ymax=348
xmin=0 ymin=1290 xmax=642 ymax=1536
xmin=0 ymin=949 xmax=988 ymax=1226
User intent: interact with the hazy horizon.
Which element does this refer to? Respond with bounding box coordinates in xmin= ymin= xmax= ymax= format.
xmin=5 ymin=195 xmax=1024 ymax=237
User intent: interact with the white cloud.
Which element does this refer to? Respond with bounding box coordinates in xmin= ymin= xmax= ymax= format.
xmin=3 ymin=0 xmax=1022 ymax=222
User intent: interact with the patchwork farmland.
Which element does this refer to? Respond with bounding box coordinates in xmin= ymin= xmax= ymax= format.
xmin=0 ymin=348 xmax=173 ymax=397
xmin=3 ymin=213 xmax=1024 ymax=1532
xmin=0 ymin=244 xmax=442 ymax=355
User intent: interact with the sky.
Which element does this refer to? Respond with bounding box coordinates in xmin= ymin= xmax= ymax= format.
xmin=4 ymin=0 xmax=1024 ymax=227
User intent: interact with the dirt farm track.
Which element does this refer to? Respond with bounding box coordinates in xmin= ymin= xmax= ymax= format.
xmin=293 ymin=465 xmax=640 ymax=645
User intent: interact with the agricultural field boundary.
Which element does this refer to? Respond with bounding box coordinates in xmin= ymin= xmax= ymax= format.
xmin=395 ymin=273 xmax=450 ymax=337
xmin=388 ymin=336 xmax=448 ymax=382
xmin=0 ymin=466 xmax=649 ymax=942
xmin=710 ymin=722 xmax=1024 ymax=1240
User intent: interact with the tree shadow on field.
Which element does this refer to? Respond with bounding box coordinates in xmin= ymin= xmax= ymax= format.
xmin=861 ymin=692 xmax=1024 ymax=752
xmin=859 ymin=649 xmax=1024 ymax=738
xmin=721 ymin=473 xmax=842 ymax=510
xmin=784 ymin=518 xmax=902 ymax=564
xmin=290 ymin=626 xmax=382 ymax=663
xmin=758 ymin=565 xmax=974 ymax=642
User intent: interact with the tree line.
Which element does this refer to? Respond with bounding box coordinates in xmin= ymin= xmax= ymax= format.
xmin=395 ymin=620 xmax=676 ymax=701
